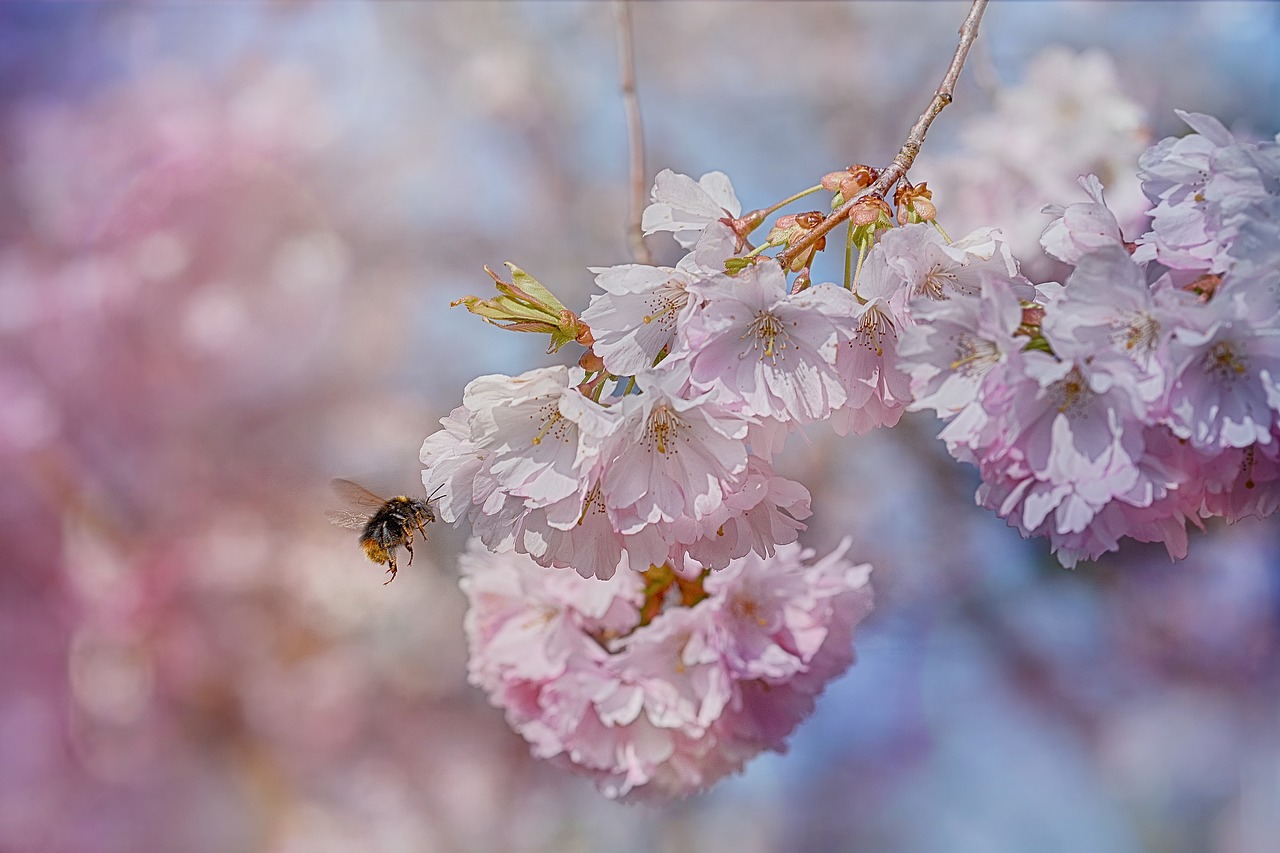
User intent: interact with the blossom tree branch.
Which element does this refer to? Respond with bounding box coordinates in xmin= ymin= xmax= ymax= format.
xmin=777 ymin=0 xmax=988 ymax=270
xmin=614 ymin=0 xmax=653 ymax=265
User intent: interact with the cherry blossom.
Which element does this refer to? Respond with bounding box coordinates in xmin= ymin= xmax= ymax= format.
xmin=640 ymin=169 xmax=742 ymax=249
xmin=1040 ymin=174 xmax=1131 ymax=264
xmin=459 ymin=538 xmax=873 ymax=802
xmin=579 ymin=261 xmax=701 ymax=376
xmin=593 ymin=366 xmax=750 ymax=574
xmin=679 ymin=263 xmax=849 ymax=425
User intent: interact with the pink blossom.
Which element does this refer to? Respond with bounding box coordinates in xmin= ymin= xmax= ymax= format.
xmin=459 ymin=538 xmax=874 ymax=802
xmin=672 ymin=455 xmax=812 ymax=570
xmin=874 ymin=223 xmax=1027 ymax=317
xmin=579 ymin=262 xmax=701 ymax=376
xmin=420 ymin=367 xmax=626 ymax=574
xmin=827 ymin=249 xmax=910 ymax=436
xmin=1200 ymin=435 xmax=1280 ymax=523
xmin=977 ymin=426 xmax=1200 ymax=567
xmin=593 ymin=367 xmax=750 ymax=572
xmin=641 ymin=169 xmax=742 ymax=249
xmin=1137 ymin=110 xmax=1277 ymax=274
xmin=898 ymin=271 xmax=1025 ymax=427
xmin=1161 ymin=275 xmax=1280 ymax=450
xmin=1040 ymin=174 xmax=1131 ymax=264
xmin=1042 ymin=245 xmax=1175 ymax=403
xmin=465 ymin=366 xmax=606 ymax=508
xmin=680 ymin=263 xmax=848 ymax=425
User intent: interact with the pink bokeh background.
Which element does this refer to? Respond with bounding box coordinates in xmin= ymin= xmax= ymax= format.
xmin=1 ymin=3 xmax=1277 ymax=851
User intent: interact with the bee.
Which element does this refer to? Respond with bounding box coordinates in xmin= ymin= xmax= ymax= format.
xmin=326 ymin=478 xmax=440 ymax=584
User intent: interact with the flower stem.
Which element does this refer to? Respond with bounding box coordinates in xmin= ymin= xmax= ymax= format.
xmin=613 ymin=0 xmax=653 ymax=264
xmin=843 ymin=218 xmax=855 ymax=290
xmin=852 ymin=237 xmax=868 ymax=295
xmin=763 ymin=184 xmax=824 ymax=218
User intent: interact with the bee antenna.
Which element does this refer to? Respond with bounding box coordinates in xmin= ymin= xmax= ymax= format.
xmin=425 ymin=483 xmax=446 ymax=502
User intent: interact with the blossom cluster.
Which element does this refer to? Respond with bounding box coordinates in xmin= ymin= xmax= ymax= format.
xmin=422 ymin=169 xmax=1027 ymax=580
xmin=424 ymin=107 xmax=1279 ymax=799
xmin=898 ymin=112 xmax=1280 ymax=566
xmin=423 ymin=168 xmax=928 ymax=797
xmin=459 ymin=537 xmax=873 ymax=802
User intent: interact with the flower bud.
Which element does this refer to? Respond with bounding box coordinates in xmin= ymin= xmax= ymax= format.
xmin=849 ymin=196 xmax=891 ymax=228
xmin=822 ymin=165 xmax=879 ymax=205
xmin=578 ymin=348 xmax=605 ymax=373
xmin=767 ymin=211 xmax=827 ymax=272
xmin=893 ymin=181 xmax=936 ymax=225
xmin=454 ymin=264 xmax=586 ymax=353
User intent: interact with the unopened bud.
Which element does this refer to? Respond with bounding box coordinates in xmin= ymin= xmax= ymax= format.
xmin=767 ymin=211 xmax=827 ymax=272
xmin=849 ymin=196 xmax=891 ymax=228
xmin=894 ymin=181 xmax=936 ymax=225
xmin=823 ymin=165 xmax=880 ymax=206
xmin=732 ymin=208 xmax=768 ymax=235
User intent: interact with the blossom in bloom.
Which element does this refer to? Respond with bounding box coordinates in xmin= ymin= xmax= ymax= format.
xmin=829 ymin=225 xmax=1031 ymax=437
xmin=419 ymin=405 xmax=488 ymax=526
xmin=465 ymin=366 xmax=603 ymax=508
xmin=679 ymin=262 xmax=849 ymax=426
xmin=420 ymin=366 xmax=625 ymax=573
xmin=592 ymin=366 xmax=750 ymax=573
xmin=579 ymin=261 xmax=701 ymax=377
xmin=1040 ymin=174 xmax=1132 ymax=264
xmin=641 ymin=169 xmax=742 ymax=249
xmin=459 ymin=538 xmax=873 ymax=802
xmin=913 ymin=109 xmax=1280 ymax=567
xmin=671 ymin=455 xmax=812 ymax=571
xmin=825 ymin=245 xmax=912 ymax=437
xmin=874 ymin=223 xmax=1027 ymax=318
xmin=897 ymin=270 xmax=1026 ymax=457
xmin=689 ymin=218 xmax=745 ymax=274
xmin=1136 ymin=110 xmax=1279 ymax=274
xmin=1160 ymin=270 xmax=1280 ymax=450
xmin=972 ymin=420 xmax=1211 ymax=568
xmin=1041 ymin=245 xmax=1177 ymax=403
xmin=1200 ymin=436 xmax=1280 ymax=523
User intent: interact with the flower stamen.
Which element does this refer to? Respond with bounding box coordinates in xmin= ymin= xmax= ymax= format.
xmin=645 ymin=404 xmax=682 ymax=455
xmin=741 ymin=310 xmax=790 ymax=362
xmin=855 ymin=304 xmax=895 ymax=357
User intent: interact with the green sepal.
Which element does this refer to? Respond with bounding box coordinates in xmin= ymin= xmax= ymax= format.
xmin=452 ymin=263 xmax=582 ymax=353
xmin=1021 ymin=336 xmax=1055 ymax=355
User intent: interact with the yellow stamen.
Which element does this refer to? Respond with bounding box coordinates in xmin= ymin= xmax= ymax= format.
xmin=530 ymin=411 xmax=562 ymax=446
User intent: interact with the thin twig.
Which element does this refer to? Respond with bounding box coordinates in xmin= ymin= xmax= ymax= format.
xmin=614 ymin=0 xmax=653 ymax=265
xmin=777 ymin=0 xmax=988 ymax=270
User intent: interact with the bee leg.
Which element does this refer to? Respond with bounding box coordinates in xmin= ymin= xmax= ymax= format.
xmin=385 ymin=553 xmax=398 ymax=585
xmin=405 ymin=537 xmax=415 ymax=566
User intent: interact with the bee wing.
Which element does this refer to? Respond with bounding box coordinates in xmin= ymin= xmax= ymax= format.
xmin=330 ymin=478 xmax=388 ymax=509
xmin=325 ymin=509 xmax=370 ymax=530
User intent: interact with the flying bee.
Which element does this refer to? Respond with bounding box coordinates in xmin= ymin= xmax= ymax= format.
xmin=326 ymin=478 xmax=440 ymax=584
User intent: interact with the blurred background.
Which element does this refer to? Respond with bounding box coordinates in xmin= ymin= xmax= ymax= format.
xmin=2 ymin=2 xmax=1279 ymax=851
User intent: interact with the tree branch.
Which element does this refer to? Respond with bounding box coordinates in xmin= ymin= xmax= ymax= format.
xmin=776 ymin=0 xmax=988 ymax=270
xmin=614 ymin=0 xmax=653 ymax=265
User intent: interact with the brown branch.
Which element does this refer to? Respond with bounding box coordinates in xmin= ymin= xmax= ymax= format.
xmin=613 ymin=0 xmax=653 ymax=265
xmin=777 ymin=0 xmax=989 ymax=270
